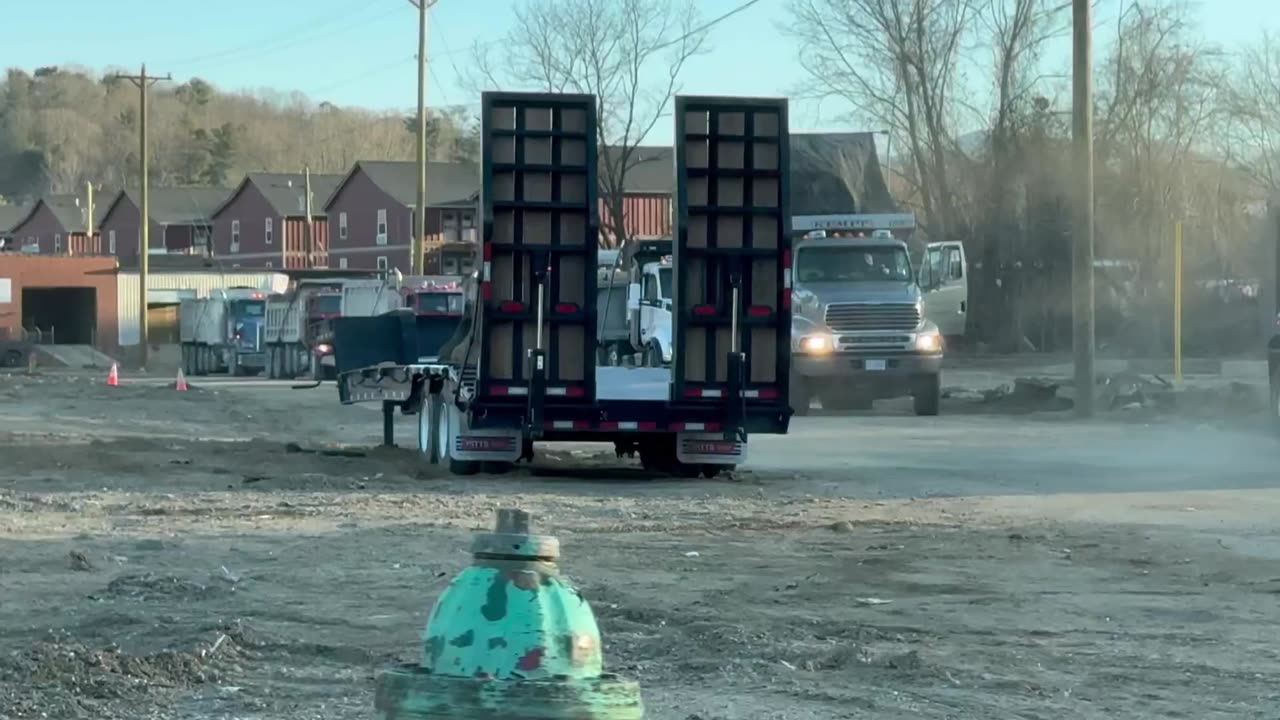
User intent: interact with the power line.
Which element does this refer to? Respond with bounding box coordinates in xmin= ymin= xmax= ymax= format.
xmin=652 ymin=0 xmax=766 ymax=52
xmin=160 ymin=1 xmax=370 ymax=69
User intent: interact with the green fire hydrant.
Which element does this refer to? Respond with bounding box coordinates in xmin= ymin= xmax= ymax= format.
xmin=374 ymin=508 xmax=644 ymax=719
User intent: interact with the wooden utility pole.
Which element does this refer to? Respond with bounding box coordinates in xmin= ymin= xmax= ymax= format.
xmin=409 ymin=0 xmax=437 ymax=276
xmin=304 ymin=166 xmax=314 ymax=268
xmin=1071 ymin=0 xmax=1095 ymax=417
xmin=85 ymin=181 xmax=94 ymax=256
xmin=112 ymin=64 xmax=171 ymax=370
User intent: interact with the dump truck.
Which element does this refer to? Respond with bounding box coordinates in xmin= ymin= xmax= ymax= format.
xmin=596 ymin=238 xmax=674 ymax=367
xmin=332 ymin=91 xmax=794 ymax=477
xmin=179 ymin=289 xmax=269 ymax=376
xmin=787 ymin=215 xmax=967 ymax=416
xmin=263 ymin=282 xmax=341 ymax=379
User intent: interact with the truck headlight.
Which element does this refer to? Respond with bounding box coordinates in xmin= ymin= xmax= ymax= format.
xmin=914 ymin=331 xmax=942 ymax=353
xmin=799 ymin=334 xmax=834 ymax=354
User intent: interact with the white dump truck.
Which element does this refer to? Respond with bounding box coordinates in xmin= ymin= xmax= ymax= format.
xmin=179 ymin=289 xmax=270 ymax=376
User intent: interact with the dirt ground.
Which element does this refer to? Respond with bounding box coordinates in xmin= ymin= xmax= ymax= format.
xmin=2 ymin=371 xmax=1279 ymax=719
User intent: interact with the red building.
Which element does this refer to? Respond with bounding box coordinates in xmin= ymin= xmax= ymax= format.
xmin=97 ymin=187 xmax=229 ymax=267
xmin=210 ymin=172 xmax=344 ymax=270
xmin=600 ymin=145 xmax=674 ymax=245
xmin=322 ymin=160 xmax=479 ymax=272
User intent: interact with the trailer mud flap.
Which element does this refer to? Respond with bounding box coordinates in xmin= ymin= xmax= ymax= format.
xmin=442 ymin=401 xmax=523 ymax=463
xmin=676 ymin=433 xmax=747 ymax=465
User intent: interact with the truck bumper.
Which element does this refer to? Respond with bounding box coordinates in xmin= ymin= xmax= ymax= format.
xmin=238 ymin=352 xmax=268 ymax=368
xmin=793 ymin=352 xmax=942 ymax=397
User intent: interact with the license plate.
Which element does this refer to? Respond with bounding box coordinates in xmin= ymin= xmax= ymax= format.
xmin=864 ymin=359 xmax=886 ymax=371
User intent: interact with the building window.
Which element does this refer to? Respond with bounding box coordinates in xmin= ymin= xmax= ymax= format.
xmin=265 ymin=261 xmax=273 ymax=269
xmin=376 ymin=256 xmax=388 ymax=271
xmin=231 ymin=220 xmax=241 ymax=252
xmin=376 ymin=209 xmax=387 ymax=245
xmin=108 ymin=230 xmax=116 ymax=254
xmin=339 ymin=212 xmax=348 ymax=240
xmin=53 ymin=234 xmax=62 ymax=254
xmin=339 ymin=257 xmax=349 ymax=269
xmin=265 ymin=217 xmax=273 ymax=245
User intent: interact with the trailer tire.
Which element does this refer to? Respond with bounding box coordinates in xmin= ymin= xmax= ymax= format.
xmin=645 ymin=342 xmax=663 ymax=368
xmin=913 ymin=373 xmax=942 ymax=417
xmin=607 ymin=344 xmax=622 ymax=368
xmin=418 ymin=393 xmax=440 ymax=464
xmin=436 ymin=396 xmax=479 ymax=475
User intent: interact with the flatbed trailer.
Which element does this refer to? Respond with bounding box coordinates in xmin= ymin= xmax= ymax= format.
xmin=335 ymin=91 xmax=794 ymax=476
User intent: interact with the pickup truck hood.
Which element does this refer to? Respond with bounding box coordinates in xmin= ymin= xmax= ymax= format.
xmin=796 ymin=280 xmax=920 ymax=306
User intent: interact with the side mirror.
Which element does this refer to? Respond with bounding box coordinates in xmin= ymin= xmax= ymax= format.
xmin=626 ymin=282 xmax=641 ymax=311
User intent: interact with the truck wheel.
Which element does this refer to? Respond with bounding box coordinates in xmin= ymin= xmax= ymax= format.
xmin=913 ymin=374 xmax=942 ymax=416
xmin=608 ymin=344 xmax=622 ymax=368
xmin=646 ymin=342 xmax=663 ymax=368
xmin=230 ymin=356 xmax=243 ymax=377
xmin=789 ymin=372 xmax=812 ymax=416
xmin=195 ymin=347 xmax=207 ymax=376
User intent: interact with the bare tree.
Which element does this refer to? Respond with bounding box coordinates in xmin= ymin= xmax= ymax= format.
xmin=469 ymin=0 xmax=708 ymax=248
xmin=1225 ymin=31 xmax=1280 ymax=194
xmin=786 ymin=0 xmax=980 ymax=240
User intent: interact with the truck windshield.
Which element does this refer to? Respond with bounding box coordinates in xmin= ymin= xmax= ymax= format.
xmin=415 ymin=292 xmax=463 ymax=314
xmin=659 ymin=268 xmax=673 ymax=299
xmin=312 ymin=295 xmax=341 ymax=315
xmin=231 ymin=300 xmax=265 ymax=317
xmin=796 ymin=246 xmax=912 ymax=283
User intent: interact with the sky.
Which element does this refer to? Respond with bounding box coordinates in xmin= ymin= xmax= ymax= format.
xmin=3 ymin=0 xmax=1277 ymax=146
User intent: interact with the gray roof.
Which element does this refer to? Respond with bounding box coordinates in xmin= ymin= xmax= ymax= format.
xmin=789 ymin=132 xmax=896 ymax=215
xmin=43 ymin=192 xmax=115 ymax=232
xmin=113 ymin=187 xmax=232 ymax=225
xmin=342 ymin=160 xmax=479 ymax=209
xmin=0 ymin=203 xmax=32 ymax=233
xmin=228 ymin=172 xmax=346 ymax=218
xmin=602 ymin=145 xmax=675 ymax=195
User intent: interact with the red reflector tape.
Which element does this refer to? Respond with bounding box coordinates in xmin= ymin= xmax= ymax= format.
xmin=692 ymin=304 xmax=716 ymax=315
xmin=782 ymin=288 xmax=791 ymax=310
xmin=671 ymin=422 xmax=723 ymax=432
xmin=483 ymin=243 xmax=493 ymax=261
xmin=481 ymin=282 xmax=493 ymax=300
xmin=498 ymin=301 xmax=525 ymax=312
xmin=554 ymin=303 xmax=580 ymax=313
xmin=747 ymin=305 xmax=771 ymax=317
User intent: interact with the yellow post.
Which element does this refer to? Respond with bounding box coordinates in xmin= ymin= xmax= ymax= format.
xmin=1174 ymin=221 xmax=1183 ymax=383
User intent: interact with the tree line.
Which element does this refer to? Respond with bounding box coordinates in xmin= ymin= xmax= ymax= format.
xmin=0 ymin=66 xmax=479 ymax=201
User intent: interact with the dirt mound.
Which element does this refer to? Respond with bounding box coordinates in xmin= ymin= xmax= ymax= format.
xmin=105 ymin=572 xmax=233 ymax=601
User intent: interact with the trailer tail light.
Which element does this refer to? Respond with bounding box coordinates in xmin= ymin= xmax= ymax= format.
xmin=553 ymin=303 xmax=579 ymax=314
xmin=692 ymin=304 xmax=716 ymax=316
xmin=683 ymin=387 xmax=724 ymax=398
xmin=498 ymin=301 xmax=525 ymax=313
xmin=782 ymin=248 xmax=792 ymax=310
xmin=670 ymin=421 xmax=722 ymax=432
xmin=545 ymin=420 xmax=590 ymax=430
xmin=746 ymin=305 xmax=772 ymax=317
xmin=480 ymin=242 xmax=493 ymax=300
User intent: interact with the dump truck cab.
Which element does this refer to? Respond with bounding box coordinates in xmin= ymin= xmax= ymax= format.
xmin=788 ymin=215 xmax=966 ymax=416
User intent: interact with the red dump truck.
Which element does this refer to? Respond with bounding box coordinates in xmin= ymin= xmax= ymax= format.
xmin=330 ymin=91 xmax=794 ymax=477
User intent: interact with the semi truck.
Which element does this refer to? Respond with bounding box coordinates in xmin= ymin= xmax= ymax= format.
xmin=332 ymin=91 xmax=794 ymax=477
xmin=179 ymin=289 xmax=270 ymax=376
xmin=787 ymin=214 xmax=967 ymax=416
xmin=597 ymin=238 xmax=674 ymax=367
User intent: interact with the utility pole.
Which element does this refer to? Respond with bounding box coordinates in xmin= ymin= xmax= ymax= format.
xmin=85 ymin=181 xmax=94 ymax=256
xmin=304 ymin=166 xmax=314 ymax=268
xmin=1071 ymin=0 xmax=1095 ymax=417
xmin=409 ymin=0 xmax=437 ymax=276
xmin=112 ymin=64 xmax=171 ymax=370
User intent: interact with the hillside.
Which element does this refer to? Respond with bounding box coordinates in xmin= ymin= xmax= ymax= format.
xmin=0 ymin=65 xmax=478 ymax=202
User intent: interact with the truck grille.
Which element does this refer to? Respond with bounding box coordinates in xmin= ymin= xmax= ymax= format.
xmin=825 ymin=303 xmax=920 ymax=332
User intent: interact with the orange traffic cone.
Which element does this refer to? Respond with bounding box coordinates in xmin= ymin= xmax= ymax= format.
xmin=106 ymin=363 xmax=119 ymax=387
xmin=174 ymin=369 xmax=189 ymax=392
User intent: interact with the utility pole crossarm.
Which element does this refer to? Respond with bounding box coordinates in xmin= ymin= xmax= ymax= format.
xmin=109 ymin=64 xmax=172 ymax=370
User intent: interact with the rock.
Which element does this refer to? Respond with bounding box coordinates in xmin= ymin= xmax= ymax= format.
xmin=68 ymin=550 xmax=95 ymax=571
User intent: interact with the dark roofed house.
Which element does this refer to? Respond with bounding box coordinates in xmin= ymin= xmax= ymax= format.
xmin=98 ymin=187 xmax=230 ymax=268
xmin=6 ymin=191 xmax=114 ymax=255
xmin=0 ymin=202 xmax=33 ymax=251
xmin=211 ymin=172 xmax=344 ymax=270
xmin=322 ymin=160 xmax=479 ymax=272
